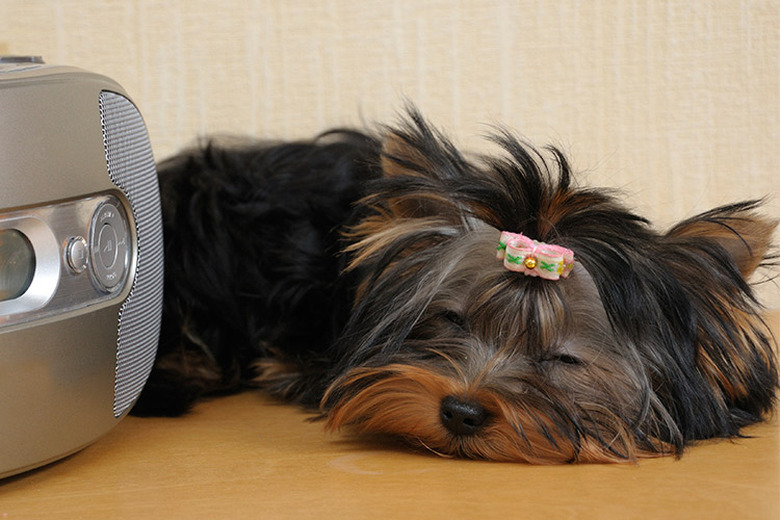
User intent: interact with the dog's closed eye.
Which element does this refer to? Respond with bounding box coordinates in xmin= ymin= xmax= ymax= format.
xmin=440 ymin=310 xmax=467 ymax=330
xmin=544 ymin=354 xmax=581 ymax=366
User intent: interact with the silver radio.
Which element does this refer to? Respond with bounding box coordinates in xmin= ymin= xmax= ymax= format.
xmin=0 ymin=57 xmax=163 ymax=478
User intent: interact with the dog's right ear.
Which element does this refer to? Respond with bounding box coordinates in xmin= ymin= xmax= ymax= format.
xmin=344 ymin=120 xmax=469 ymax=273
xmin=377 ymin=124 xmax=468 ymax=221
xmin=380 ymin=132 xmax=427 ymax=180
xmin=379 ymin=105 xmax=460 ymax=181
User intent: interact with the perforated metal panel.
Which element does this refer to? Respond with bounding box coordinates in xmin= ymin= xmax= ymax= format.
xmin=99 ymin=91 xmax=164 ymax=417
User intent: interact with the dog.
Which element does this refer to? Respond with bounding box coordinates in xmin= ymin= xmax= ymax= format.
xmin=133 ymin=108 xmax=778 ymax=463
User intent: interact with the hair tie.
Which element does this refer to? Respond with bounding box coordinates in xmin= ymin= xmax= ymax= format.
xmin=496 ymin=231 xmax=574 ymax=280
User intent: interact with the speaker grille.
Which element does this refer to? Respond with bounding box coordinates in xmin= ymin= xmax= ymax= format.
xmin=98 ymin=91 xmax=164 ymax=418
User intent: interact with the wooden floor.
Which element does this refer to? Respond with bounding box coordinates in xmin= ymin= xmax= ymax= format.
xmin=1 ymin=313 xmax=778 ymax=519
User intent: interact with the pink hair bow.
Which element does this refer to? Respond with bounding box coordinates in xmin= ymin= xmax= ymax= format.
xmin=496 ymin=231 xmax=574 ymax=280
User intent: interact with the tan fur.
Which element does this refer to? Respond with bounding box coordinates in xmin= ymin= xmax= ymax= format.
xmin=669 ymin=211 xmax=776 ymax=278
xmin=324 ymin=363 xmax=671 ymax=463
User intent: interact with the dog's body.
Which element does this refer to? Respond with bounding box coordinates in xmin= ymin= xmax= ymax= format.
xmin=135 ymin=110 xmax=778 ymax=463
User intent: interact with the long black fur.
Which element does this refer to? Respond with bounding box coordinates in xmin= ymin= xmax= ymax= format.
xmin=132 ymin=131 xmax=380 ymax=416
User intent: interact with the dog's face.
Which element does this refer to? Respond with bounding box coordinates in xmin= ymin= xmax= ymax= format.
xmin=326 ymin=228 xmax=655 ymax=463
xmin=321 ymin=112 xmax=777 ymax=463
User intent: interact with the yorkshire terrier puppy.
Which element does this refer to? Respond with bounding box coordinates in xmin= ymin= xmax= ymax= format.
xmin=134 ymin=108 xmax=778 ymax=463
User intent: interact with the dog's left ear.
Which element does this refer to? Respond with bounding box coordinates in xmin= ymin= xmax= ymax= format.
xmin=665 ymin=201 xmax=776 ymax=279
xmin=661 ymin=202 xmax=777 ymax=422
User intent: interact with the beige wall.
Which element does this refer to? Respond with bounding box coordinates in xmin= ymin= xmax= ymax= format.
xmin=1 ymin=0 xmax=777 ymax=307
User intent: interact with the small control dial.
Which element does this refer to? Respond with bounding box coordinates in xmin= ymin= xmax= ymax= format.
xmin=65 ymin=236 xmax=88 ymax=274
xmin=89 ymin=200 xmax=130 ymax=292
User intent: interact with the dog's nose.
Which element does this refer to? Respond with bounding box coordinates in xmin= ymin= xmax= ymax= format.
xmin=440 ymin=396 xmax=488 ymax=436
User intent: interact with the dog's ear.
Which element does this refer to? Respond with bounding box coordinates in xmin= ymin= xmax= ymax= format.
xmin=380 ymin=133 xmax=424 ymax=179
xmin=665 ymin=201 xmax=776 ymax=279
xmin=661 ymin=202 xmax=777 ymax=422
xmin=376 ymin=132 xmax=464 ymax=220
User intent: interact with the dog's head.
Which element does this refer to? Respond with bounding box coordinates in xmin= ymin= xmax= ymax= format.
xmin=322 ymin=110 xmax=777 ymax=463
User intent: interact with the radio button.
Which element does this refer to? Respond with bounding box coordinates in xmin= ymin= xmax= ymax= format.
xmin=65 ymin=236 xmax=88 ymax=274
xmin=98 ymin=224 xmax=119 ymax=268
xmin=89 ymin=201 xmax=130 ymax=292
